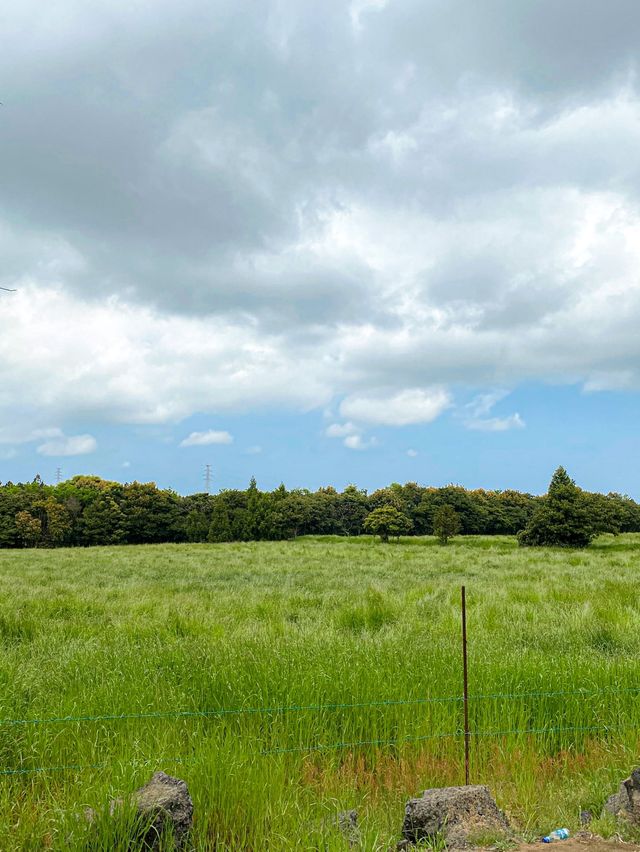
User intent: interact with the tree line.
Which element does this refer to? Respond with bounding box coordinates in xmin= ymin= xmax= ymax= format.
xmin=0 ymin=472 xmax=638 ymax=548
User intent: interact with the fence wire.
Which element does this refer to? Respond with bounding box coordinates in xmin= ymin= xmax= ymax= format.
xmin=1 ymin=684 xmax=638 ymax=728
xmin=1 ymin=690 xmax=638 ymax=777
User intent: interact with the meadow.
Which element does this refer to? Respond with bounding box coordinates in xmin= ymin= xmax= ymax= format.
xmin=1 ymin=535 xmax=640 ymax=850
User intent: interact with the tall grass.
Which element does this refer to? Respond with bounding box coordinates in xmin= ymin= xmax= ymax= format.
xmin=0 ymin=535 xmax=639 ymax=848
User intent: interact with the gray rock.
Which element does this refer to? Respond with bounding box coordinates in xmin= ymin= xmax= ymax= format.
xmin=580 ymin=810 xmax=592 ymax=826
xmin=603 ymin=769 xmax=640 ymax=823
xmin=401 ymin=785 xmax=510 ymax=848
xmin=133 ymin=771 xmax=194 ymax=850
xmin=337 ymin=810 xmax=360 ymax=846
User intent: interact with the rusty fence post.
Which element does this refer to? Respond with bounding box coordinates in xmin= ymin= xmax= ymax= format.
xmin=461 ymin=585 xmax=470 ymax=785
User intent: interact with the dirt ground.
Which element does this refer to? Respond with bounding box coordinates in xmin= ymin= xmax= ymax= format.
xmin=516 ymin=835 xmax=640 ymax=852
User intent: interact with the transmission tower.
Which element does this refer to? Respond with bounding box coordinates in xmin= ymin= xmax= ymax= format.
xmin=204 ymin=464 xmax=212 ymax=494
xmin=55 ymin=467 xmax=62 ymax=484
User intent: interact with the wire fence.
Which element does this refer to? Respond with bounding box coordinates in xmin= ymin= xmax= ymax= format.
xmin=2 ymin=684 xmax=640 ymax=729
xmin=1 ymin=685 xmax=639 ymax=777
xmin=3 ymin=588 xmax=639 ymax=781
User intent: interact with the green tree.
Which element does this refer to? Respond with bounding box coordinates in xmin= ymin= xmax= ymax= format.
xmin=363 ymin=505 xmax=412 ymax=543
xmin=269 ymin=492 xmax=309 ymax=540
xmin=518 ymin=466 xmax=596 ymax=548
xmin=416 ymin=485 xmax=487 ymax=535
xmin=336 ymin=485 xmax=369 ymax=535
xmin=35 ymin=498 xmax=71 ymax=546
xmin=120 ymin=482 xmax=182 ymax=544
xmin=81 ymin=495 xmax=127 ymax=545
xmin=0 ymin=487 xmax=24 ymax=547
xmin=433 ymin=504 xmax=461 ymax=545
xmin=15 ymin=511 xmax=42 ymax=547
xmin=230 ymin=507 xmax=251 ymax=541
xmin=245 ymin=476 xmax=263 ymax=540
xmin=185 ymin=510 xmax=210 ymax=543
xmin=208 ymin=502 xmax=232 ymax=543
xmin=581 ymin=491 xmax=623 ymax=536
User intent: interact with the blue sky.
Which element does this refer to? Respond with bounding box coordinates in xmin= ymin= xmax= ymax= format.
xmin=2 ymin=1 xmax=640 ymax=498
xmin=2 ymin=384 xmax=638 ymax=498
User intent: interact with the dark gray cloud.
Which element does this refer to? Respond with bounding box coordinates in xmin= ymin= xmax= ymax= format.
xmin=2 ymin=0 xmax=640 ymax=433
xmin=366 ymin=0 xmax=640 ymax=103
xmin=2 ymin=0 xmax=637 ymax=323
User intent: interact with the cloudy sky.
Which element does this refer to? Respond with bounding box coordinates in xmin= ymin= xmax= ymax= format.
xmin=2 ymin=0 xmax=640 ymax=496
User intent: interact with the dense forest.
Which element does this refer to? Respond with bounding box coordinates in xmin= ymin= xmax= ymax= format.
xmin=0 ymin=475 xmax=638 ymax=548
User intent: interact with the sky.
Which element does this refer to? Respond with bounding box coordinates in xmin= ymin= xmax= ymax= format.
xmin=1 ymin=0 xmax=640 ymax=497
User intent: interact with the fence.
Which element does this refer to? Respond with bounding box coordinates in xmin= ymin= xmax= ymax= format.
xmin=2 ymin=582 xmax=640 ymax=780
xmin=1 ymin=685 xmax=638 ymax=777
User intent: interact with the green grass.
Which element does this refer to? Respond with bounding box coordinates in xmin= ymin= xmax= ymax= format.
xmin=1 ymin=535 xmax=640 ymax=849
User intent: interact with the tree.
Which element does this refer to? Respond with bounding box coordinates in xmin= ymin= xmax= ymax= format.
xmin=268 ymin=492 xmax=306 ymax=540
xmin=0 ymin=487 xmax=24 ymax=547
xmin=230 ymin=507 xmax=251 ymax=541
xmin=35 ymin=498 xmax=71 ymax=546
xmin=363 ymin=505 xmax=412 ymax=543
xmin=336 ymin=485 xmax=369 ymax=535
xmin=120 ymin=482 xmax=182 ymax=544
xmin=416 ymin=485 xmax=487 ymax=535
xmin=81 ymin=495 xmax=127 ymax=545
xmin=581 ymin=491 xmax=623 ymax=536
xmin=246 ymin=476 xmax=268 ymax=540
xmin=185 ymin=510 xmax=210 ymax=543
xmin=15 ymin=511 xmax=42 ymax=547
xmin=208 ymin=502 xmax=232 ymax=543
xmin=433 ymin=504 xmax=461 ymax=545
xmin=518 ymin=466 xmax=596 ymax=548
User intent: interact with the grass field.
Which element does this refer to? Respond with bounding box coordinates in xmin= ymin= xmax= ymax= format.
xmin=1 ymin=535 xmax=640 ymax=850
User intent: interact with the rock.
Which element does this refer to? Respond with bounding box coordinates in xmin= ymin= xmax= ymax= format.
xmin=580 ymin=810 xmax=593 ymax=826
xmin=603 ymin=769 xmax=640 ymax=823
xmin=84 ymin=772 xmax=193 ymax=849
xmin=132 ymin=771 xmax=194 ymax=850
xmin=337 ymin=810 xmax=360 ymax=846
xmin=401 ymin=785 xmax=510 ymax=848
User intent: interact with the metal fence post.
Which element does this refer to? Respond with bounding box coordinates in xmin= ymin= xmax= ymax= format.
xmin=461 ymin=585 xmax=470 ymax=785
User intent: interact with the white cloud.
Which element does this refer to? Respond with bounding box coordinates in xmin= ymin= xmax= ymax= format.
xmin=583 ymin=370 xmax=636 ymax=392
xmin=466 ymin=413 xmax=525 ymax=432
xmin=245 ymin=445 xmax=262 ymax=455
xmin=325 ymin=421 xmax=359 ymax=438
xmin=122 ymin=460 xmax=131 ymax=468
xmin=0 ymin=287 xmax=334 ymax=435
xmin=340 ymin=388 xmax=452 ymax=426
xmin=179 ymin=430 xmax=233 ymax=447
xmin=325 ymin=420 xmax=377 ymax=450
xmin=464 ymin=391 xmax=509 ymax=420
xmin=350 ymin=0 xmax=388 ymax=31
xmin=36 ymin=433 xmax=97 ymax=456
xmin=344 ymin=434 xmax=377 ymax=450
xmin=3 ymin=2 xmax=640 ymax=450
xmin=32 ymin=428 xmax=66 ymax=440
xmin=407 ymin=448 xmax=418 ymax=457
xmin=462 ymin=391 xmax=525 ymax=432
